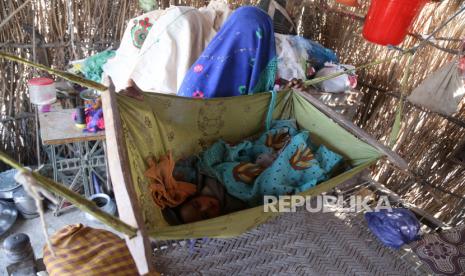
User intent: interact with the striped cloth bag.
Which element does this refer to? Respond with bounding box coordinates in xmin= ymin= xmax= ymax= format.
xmin=43 ymin=224 xmax=150 ymax=275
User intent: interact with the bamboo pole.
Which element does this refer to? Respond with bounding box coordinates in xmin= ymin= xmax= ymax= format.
xmin=0 ymin=51 xmax=107 ymax=91
xmin=0 ymin=151 xmax=138 ymax=237
xmin=0 ymin=49 xmax=405 ymax=93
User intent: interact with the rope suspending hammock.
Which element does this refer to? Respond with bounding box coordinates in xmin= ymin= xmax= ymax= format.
xmin=0 ymin=49 xmax=408 ymax=92
xmin=0 ymin=151 xmax=137 ymax=237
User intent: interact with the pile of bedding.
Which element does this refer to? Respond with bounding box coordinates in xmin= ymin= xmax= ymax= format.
xmin=144 ymin=120 xmax=344 ymax=225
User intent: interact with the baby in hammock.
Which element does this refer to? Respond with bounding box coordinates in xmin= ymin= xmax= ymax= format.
xmin=163 ymin=175 xmax=248 ymax=225
xmin=145 ymin=119 xmax=344 ymax=225
xmin=144 ymin=154 xmax=247 ymax=225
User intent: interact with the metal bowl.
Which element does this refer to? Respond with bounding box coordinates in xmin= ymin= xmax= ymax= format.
xmin=84 ymin=193 xmax=116 ymax=222
xmin=80 ymin=89 xmax=101 ymax=101
xmin=0 ymin=200 xmax=18 ymax=237
xmin=13 ymin=188 xmax=39 ymax=219
xmin=0 ymin=169 xmax=22 ymax=199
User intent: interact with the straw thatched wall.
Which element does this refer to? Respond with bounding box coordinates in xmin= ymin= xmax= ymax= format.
xmin=0 ymin=0 xmax=141 ymax=169
xmin=1 ymin=0 xmax=464 ymax=225
xmin=305 ymin=0 xmax=465 ymax=227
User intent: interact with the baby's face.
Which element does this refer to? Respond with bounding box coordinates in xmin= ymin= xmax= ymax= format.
xmin=179 ymin=196 xmax=221 ymax=223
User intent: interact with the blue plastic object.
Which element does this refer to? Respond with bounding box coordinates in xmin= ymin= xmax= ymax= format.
xmin=293 ymin=36 xmax=339 ymax=71
xmin=365 ymin=208 xmax=420 ymax=249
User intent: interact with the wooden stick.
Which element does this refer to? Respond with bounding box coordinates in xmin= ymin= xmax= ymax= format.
xmin=0 ymin=0 xmax=33 ymax=30
xmin=0 ymin=150 xmax=138 ymax=237
xmin=0 ymin=51 xmax=107 ymax=91
xmin=101 ymin=78 xmax=156 ymax=274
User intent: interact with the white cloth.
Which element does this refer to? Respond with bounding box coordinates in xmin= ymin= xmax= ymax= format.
xmin=408 ymin=61 xmax=465 ymax=115
xmin=315 ymin=63 xmax=355 ymax=93
xmin=275 ymin=33 xmax=308 ymax=80
xmin=103 ymin=4 xmax=231 ymax=93
xmin=103 ymin=10 xmax=164 ymax=92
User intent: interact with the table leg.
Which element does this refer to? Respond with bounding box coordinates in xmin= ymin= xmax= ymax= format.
xmin=79 ymin=141 xmax=91 ymax=197
xmin=54 ymin=166 xmax=85 ymax=216
xmin=102 ymin=140 xmax=113 ymax=194
xmin=50 ymin=140 xmax=109 ymax=216
xmin=50 ymin=145 xmax=58 ymax=182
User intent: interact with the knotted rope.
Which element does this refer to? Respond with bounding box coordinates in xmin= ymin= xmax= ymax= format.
xmin=15 ymin=170 xmax=58 ymax=257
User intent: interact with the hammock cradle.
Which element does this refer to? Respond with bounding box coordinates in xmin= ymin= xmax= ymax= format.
xmin=0 ymin=51 xmax=407 ymax=274
xmin=101 ymin=82 xmax=407 ymax=273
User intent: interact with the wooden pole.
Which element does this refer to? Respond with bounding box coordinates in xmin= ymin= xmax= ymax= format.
xmin=101 ymin=79 xmax=157 ymax=274
xmin=0 ymin=151 xmax=138 ymax=237
xmin=0 ymin=51 xmax=107 ymax=91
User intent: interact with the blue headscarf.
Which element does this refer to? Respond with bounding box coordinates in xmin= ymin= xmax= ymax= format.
xmin=178 ymin=6 xmax=277 ymax=98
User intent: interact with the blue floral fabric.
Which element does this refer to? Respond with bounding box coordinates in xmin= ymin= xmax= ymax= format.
xmin=292 ymin=36 xmax=339 ymax=71
xmin=177 ymin=6 xmax=277 ymax=98
xmin=199 ymin=120 xmax=343 ymax=206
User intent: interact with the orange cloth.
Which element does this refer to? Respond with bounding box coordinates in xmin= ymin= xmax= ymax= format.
xmin=43 ymin=224 xmax=147 ymax=276
xmin=144 ymin=152 xmax=197 ymax=209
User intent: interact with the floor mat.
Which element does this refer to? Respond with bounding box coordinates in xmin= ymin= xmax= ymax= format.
xmin=153 ymin=209 xmax=428 ymax=275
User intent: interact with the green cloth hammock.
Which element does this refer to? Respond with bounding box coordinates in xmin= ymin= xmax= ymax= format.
xmin=117 ymin=90 xmax=381 ymax=240
xmin=0 ymin=50 xmax=401 ymax=241
xmin=0 ymin=51 xmax=406 ymax=273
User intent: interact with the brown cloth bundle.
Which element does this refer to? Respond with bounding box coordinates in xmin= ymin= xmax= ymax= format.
xmin=43 ymin=224 xmax=149 ymax=276
xmin=144 ymin=153 xmax=197 ymax=209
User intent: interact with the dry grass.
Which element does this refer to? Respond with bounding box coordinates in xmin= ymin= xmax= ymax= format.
xmin=307 ymin=0 xmax=465 ymax=226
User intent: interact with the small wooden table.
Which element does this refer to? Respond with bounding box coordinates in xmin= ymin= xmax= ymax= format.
xmin=39 ymin=109 xmax=105 ymax=145
xmin=39 ymin=108 xmax=109 ymax=215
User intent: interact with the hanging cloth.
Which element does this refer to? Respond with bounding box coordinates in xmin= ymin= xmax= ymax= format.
xmin=407 ymin=60 xmax=465 ymax=116
xmin=177 ymin=6 xmax=277 ymax=98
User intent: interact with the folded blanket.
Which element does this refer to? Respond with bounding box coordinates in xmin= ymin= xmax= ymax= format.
xmin=144 ymin=153 xmax=197 ymax=209
xmin=199 ymin=120 xmax=343 ymax=206
xmin=173 ymin=156 xmax=248 ymax=213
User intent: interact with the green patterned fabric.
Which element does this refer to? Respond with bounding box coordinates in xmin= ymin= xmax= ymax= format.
xmin=252 ymin=57 xmax=278 ymax=94
xmin=116 ymin=90 xmax=382 ymax=240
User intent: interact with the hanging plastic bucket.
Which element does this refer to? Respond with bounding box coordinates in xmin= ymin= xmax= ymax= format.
xmin=362 ymin=0 xmax=428 ymax=46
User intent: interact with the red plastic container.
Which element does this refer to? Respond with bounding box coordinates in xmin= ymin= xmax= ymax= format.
xmin=363 ymin=0 xmax=428 ymax=46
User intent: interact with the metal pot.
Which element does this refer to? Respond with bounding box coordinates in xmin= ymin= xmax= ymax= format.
xmin=84 ymin=193 xmax=116 ymax=222
xmin=0 ymin=169 xmax=22 ymax=199
xmin=0 ymin=200 xmax=18 ymax=237
xmin=13 ymin=188 xmax=39 ymax=219
xmin=3 ymin=233 xmax=35 ymax=265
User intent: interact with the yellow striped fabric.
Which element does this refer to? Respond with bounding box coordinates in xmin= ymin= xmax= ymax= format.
xmin=43 ymin=224 xmax=144 ymax=276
